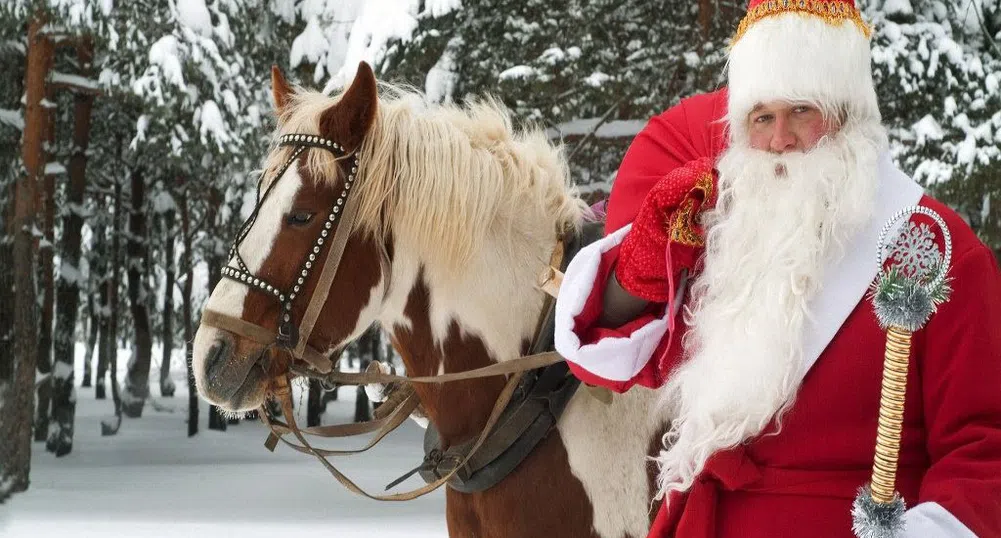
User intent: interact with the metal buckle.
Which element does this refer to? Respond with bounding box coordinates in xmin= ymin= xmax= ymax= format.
xmin=276 ymin=320 xmax=299 ymax=348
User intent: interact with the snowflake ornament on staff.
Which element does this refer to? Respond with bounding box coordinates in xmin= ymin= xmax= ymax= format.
xmin=852 ymin=206 xmax=953 ymax=538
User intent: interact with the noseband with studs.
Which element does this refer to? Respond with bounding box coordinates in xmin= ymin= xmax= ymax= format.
xmin=219 ymin=133 xmax=359 ymax=362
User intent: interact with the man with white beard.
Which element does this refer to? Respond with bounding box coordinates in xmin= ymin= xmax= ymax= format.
xmin=554 ymin=1 xmax=1001 ymax=537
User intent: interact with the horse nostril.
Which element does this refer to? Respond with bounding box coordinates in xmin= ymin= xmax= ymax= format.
xmin=206 ymin=339 xmax=232 ymax=371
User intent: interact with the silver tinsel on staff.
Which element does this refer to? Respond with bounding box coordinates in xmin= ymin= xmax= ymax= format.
xmin=852 ymin=206 xmax=953 ymax=538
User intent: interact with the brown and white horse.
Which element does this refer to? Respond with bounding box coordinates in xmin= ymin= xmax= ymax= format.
xmin=192 ymin=63 xmax=665 ymax=538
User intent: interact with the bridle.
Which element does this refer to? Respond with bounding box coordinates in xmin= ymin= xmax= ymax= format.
xmin=207 ymin=132 xmax=383 ymax=374
xmin=200 ymin=129 xmax=576 ymax=501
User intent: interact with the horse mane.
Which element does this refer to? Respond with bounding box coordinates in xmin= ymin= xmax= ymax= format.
xmin=261 ymin=83 xmax=588 ymax=274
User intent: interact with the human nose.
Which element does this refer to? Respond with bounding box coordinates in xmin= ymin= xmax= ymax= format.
xmin=769 ymin=116 xmax=797 ymax=153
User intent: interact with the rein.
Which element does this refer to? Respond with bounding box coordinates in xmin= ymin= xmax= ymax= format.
xmin=201 ymin=130 xmax=578 ymax=501
xmin=250 ymin=277 xmax=567 ymax=501
xmin=262 ymin=371 xmax=528 ymax=501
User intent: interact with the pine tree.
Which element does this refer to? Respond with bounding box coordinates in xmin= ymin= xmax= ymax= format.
xmin=867 ymin=0 xmax=1001 ymax=254
xmin=380 ymin=1 xmax=999 ymax=252
xmin=48 ymin=37 xmax=98 ymax=456
xmin=1 ymin=10 xmax=53 ymax=501
xmin=380 ymin=0 xmax=743 ymax=194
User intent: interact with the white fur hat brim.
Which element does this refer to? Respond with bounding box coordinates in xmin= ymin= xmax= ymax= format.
xmin=726 ymin=12 xmax=879 ymax=143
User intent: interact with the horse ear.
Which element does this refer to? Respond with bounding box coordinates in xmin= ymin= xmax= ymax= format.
xmin=319 ymin=62 xmax=378 ymax=152
xmin=271 ymin=65 xmax=293 ymax=115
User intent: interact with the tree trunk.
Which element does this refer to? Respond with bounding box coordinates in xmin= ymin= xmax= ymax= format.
xmin=0 ymin=214 xmax=12 ymax=385
xmin=0 ymin=16 xmax=53 ymax=501
xmin=33 ymin=88 xmax=57 ymax=444
xmin=205 ymin=186 xmax=228 ymax=431
xmin=122 ymin=168 xmax=151 ymax=418
xmin=353 ymin=329 xmax=377 ymax=423
xmin=101 ymin=182 xmax=123 ymax=435
xmin=698 ymin=0 xmax=714 ymax=39
xmin=94 ymin=226 xmax=109 ymax=400
xmin=160 ymin=208 xmax=176 ymax=398
xmin=81 ymin=294 xmax=98 ymax=388
xmin=353 ymin=387 xmax=371 ymax=423
xmin=48 ymin=39 xmax=95 ymax=456
xmin=0 ymin=24 xmax=25 ymax=391
xmin=101 ymin=308 xmax=123 ymax=435
xmin=307 ymin=380 xmax=323 ymax=427
xmin=180 ymin=183 xmax=198 ymax=437
xmin=208 ymin=406 xmax=229 ymax=430
xmin=1 ymin=227 xmax=13 ymax=386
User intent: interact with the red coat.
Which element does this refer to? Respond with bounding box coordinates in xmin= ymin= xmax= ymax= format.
xmin=553 ymin=90 xmax=1001 ymax=537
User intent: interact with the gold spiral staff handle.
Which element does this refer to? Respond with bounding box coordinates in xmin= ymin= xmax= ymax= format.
xmin=852 ymin=207 xmax=953 ymax=538
xmin=869 ymin=325 xmax=910 ymax=505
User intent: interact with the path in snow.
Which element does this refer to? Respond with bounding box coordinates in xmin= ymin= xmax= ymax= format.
xmin=1 ymin=346 xmax=447 ymax=537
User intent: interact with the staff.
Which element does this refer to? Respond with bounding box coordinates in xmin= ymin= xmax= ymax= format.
xmin=853 ymin=206 xmax=953 ymax=538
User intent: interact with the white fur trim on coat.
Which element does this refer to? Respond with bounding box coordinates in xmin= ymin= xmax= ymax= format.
xmin=554 ymin=224 xmax=671 ymax=382
xmin=727 ymin=13 xmax=880 ymax=143
xmin=799 ymin=152 xmax=924 ymax=374
xmin=903 ymin=502 xmax=978 ymax=538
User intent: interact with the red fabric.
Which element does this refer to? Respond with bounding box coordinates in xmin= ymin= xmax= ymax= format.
xmin=638 ymin=197 xmax=1001 ymax=537
xmin=616 ymin=158 xmax=717 ymax=303
xmin=567 ymin=244 xmax=681 ymax=392
xmin=908 ymin=200 xmax=1001 ymax=537
xmin=572 ymin=87 xmax=1001 ymax=535
xmin=649 ymin=446 xmax=926 ymax=538
xmin=605 ymin=90 xmax=729 ymax=234
xmin=563 ymin=89 xmax=728 ymax=392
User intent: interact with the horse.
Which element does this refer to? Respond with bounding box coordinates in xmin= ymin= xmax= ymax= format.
xmin=191 ymin=62 xmax=666 ymax=538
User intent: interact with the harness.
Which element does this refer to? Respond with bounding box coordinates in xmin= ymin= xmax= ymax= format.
xmin=200 ymin=130 xmax=604 ymax=501
xmin=413 ymin=221 xmax=603 ymax=493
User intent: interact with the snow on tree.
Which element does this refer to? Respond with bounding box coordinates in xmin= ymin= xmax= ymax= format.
xmin=377 ymin=1 xmax=999 ymax=248
xmin=867 ymin=0 xmax=1001 ymax=251
xmin=379 ymin=0 xmax=742 ymax=194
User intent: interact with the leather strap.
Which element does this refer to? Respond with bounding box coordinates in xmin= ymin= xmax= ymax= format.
xmin=222 ymin=229 xmax=581 ymax=500
xmin=201 ymin=309 xmax=332 ymax=372
xmin=262 ymin=371 xmax=524 ymax=501
xmin=265 ymin=391 xmax=420 ymax=455
xmin=414 ymin=222 xmax=603 ymax=492
xmin=202 ymin=309 xmax=275 ymax=344
xmin=289 ymin=350 xmax=563 ymax=386
xmin=293 ymin=187 xmax=363 ymax=362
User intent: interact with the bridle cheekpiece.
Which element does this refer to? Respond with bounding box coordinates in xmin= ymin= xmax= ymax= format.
xmin=219 ymin=133 xmax=360 ymax=366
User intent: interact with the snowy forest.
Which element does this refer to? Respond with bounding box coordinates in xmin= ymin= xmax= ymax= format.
xmin=0 ymin=0 xmax=999 ymax=534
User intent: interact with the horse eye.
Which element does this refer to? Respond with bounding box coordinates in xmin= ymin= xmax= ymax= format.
xmin=287 ymin=211 xmax=315 ymax=226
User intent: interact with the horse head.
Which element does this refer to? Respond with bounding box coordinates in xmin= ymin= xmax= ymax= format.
xmin=194 ymin=60 xmax=587 ymax=422
xmin=192 ymin=63 xmax=387 ymax=411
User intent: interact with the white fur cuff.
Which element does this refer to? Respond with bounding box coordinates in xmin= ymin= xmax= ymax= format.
xmin=554 ymin=224 xmax=669 ymax=382
xmin=902 ymin=502 xmax=978 ymax=537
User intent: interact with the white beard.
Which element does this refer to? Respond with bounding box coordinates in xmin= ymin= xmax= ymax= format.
xmin=654 ymin=119 xmax=888 ymax=499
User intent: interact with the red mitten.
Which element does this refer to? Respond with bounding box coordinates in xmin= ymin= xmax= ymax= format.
xmin=616 ymin=157 xmax=717 ymax=303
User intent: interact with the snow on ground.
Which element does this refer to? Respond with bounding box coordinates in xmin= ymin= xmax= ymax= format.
xmin=0 ymin=345 xmax=447 ymax=537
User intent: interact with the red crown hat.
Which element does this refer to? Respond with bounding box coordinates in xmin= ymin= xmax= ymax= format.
xmin=726 ymin=0 xmax=879 ymax=142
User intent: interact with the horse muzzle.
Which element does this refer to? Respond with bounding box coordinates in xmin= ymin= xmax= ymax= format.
xmin=192 ymin=323 xmax=273 ymax=412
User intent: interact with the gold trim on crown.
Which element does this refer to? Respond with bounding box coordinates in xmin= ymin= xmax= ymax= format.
xmin=731 ymin=0 xmax=873 ymax=46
